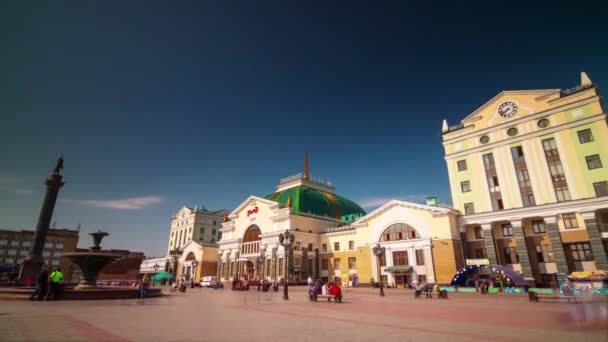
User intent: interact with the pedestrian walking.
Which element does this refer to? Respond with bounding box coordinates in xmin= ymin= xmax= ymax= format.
xmin=30 ymin=266 xmax=49 ymax=301
xmin=46 ymin=267 xmax=63 ymax=300
xmin=139 ymin=274 xmax=151 ymax=298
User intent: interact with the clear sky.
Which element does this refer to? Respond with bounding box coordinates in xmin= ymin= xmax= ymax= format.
xmin=1 ymin=2 xmax=607 ymax=257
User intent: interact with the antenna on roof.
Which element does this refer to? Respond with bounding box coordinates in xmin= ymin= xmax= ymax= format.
xmin=304 ymin=150 xmax=310 ymax=180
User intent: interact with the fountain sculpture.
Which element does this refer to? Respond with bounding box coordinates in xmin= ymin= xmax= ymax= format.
xmin=63 ymin=230 xmax=123 ymax=290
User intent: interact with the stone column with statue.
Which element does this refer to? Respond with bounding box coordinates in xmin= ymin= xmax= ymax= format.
xmin=20 ymin=157 xmax=65 ymax=283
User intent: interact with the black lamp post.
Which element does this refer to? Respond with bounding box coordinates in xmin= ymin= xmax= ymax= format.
xmin=191 ymin=260 xmax=198 ymax=282
xmin=278 ymin=230 xmax=295 ymax=300
xmin=169 ymin=249 xmax=182 ymax=278
xmin=259 ymin=253 xmax=266 ymax=280
xmin=372 ymin=243 xmax=386 ymax=297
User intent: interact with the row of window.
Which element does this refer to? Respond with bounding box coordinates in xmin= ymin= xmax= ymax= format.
xmin=471 ymin=214 xmax=580 ymax=240
xmin=475 ymin=120 xmax=593 ymax=146
xmin=472 ymin=242 xmax=593 ymax=263
xmin=459 ymin=129 xmax=602 ymax=215
xmin=320 ymin=257 xmax=358 ymax=270
xmin=321 ymin=240 xmax=356 ymax=252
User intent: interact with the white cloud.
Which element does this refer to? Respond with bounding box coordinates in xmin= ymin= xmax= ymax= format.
xmin=64 ymin=196 xmax=163 ymax=210
xmin=358 ymin=194 xmax=430 ymax=209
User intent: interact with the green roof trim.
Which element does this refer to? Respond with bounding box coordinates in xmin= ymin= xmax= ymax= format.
xmin=265 ymin=186 xmax=366 ymax=222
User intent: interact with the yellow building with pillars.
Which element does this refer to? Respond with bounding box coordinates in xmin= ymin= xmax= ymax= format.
xmin=443 ymin=72 xmax=608 ymax=286
xmin=217 ymin=156 xmax=462 ymax=287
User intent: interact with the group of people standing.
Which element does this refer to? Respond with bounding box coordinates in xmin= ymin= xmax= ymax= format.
xmin=30 ymin=266 xmax=64 ymax=301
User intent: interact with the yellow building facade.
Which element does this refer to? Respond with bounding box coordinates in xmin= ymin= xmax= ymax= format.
xmin=217 ymin=158 xmax=462 ymax=287
xmin=443 ymin=72 xmax=608 ymax=286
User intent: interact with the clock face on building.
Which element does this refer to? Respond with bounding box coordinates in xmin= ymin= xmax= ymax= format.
xmin=498 ymin=101 xmax=518 ymax=118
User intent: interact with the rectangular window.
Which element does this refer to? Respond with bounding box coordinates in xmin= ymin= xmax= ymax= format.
xmin=586 ymin=155 xmax=603 ymax=170
xmin=278 ymin=258 xmax=284 ymax=276
xmin=516 ymin=169 xmax=531 ymax=188
xmin=461 ymin=181 xmax=471 ymax=193
xmin=532 ymin=220 xmax=545 ymax=234
xmin=569 ymin=243 xmax=593 ymax=261
xmin=542 ymin=138 xmax=571 ymax=202
xmin=334 ymin=242 xmax=340 ymax=251
xmin=555 ymin=185 xmax=571 ymax=202
xmin=457 ymin=160 xmax=467 ymax=171
xmin=594 ymin=181 xmax=608 ymax=197
xmin=348 ymin=241 xmax=355 ymax=250
xmin=321 ymin=259 xmax=329 ymax=270
xmin=577 ymin=129 xmax=594 ymax=144
xmin=379 ymin=253 xmax=386 ymax=267
xmin=474 ymin=227 xmax=483 ymax=239
xmin=511 ymin=146 xmax=525 ymax=162
xmin=536 ymin=244 xmax=554 ymax=263
xmin=562 ymin=213 xmax=579 ymax=229
xmin=475 ymin=248 xmax=487 ymax=258
xmin=393 ymin=251 xmax=408 ymax=266
xmin=348 ymin=257 xmax=356 ymax=269
xmin=502 ymin=223 xmax=513 ymax=237
xmin=464 ymin=203 xmax=475 ymax=215
xmin=415 ymin=250 xmax=425 ymax=265
xmin=322 ymin=244 xmax=327 ymax=252
xmin=200 ymin=228 xmax=204 ymax=235
xmin=503 ymin=247 xmax=519 ymax=264
xmin=334 ymin=258 xmax=341 ymax=270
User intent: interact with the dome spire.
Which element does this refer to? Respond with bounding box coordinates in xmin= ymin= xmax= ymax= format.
xmin=286 ymin=196 xmax=292 ymax=208
xmin=303 ymin=151 xmax=310 ymax=180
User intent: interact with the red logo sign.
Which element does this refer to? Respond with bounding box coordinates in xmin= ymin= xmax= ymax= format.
xmin=247 ymin=206 xmax=259 ymax=217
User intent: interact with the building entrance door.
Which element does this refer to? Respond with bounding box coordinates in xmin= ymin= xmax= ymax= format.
xmin=245 ymin=260 xmax=254 ymax=280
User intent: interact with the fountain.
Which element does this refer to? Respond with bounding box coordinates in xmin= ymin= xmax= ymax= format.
xmin=63 ymin=230 xmax=123 ymax=290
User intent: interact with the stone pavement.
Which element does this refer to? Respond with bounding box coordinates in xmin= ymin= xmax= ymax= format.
xmin=1 ymin=286 xmax=607 ymax=342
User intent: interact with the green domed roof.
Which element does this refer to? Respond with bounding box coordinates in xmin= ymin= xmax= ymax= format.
xmin=265 ymin=186 xmax=366 ymax=223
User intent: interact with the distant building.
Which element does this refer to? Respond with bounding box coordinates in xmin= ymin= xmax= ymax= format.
xmin=174 ymin=241 xmax=218 ymax=282
xmin=71 ymin=249 xmax=144 ymax=281
xmin=0 ymin=228 xmax=79 ymax=280
xmin=140 ymin=257 xmax=172 ymax=274
xmin=167 ymin=206 xmax=228 ymax=254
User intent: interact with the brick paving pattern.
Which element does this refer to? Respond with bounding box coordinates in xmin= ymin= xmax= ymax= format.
xmin=1 ymin=287 xmax=606 ymax=341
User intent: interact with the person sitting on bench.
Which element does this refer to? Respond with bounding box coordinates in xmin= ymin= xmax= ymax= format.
xmin=310 ymin=281 xmax=322 ymax=301
xmin=329 ymin=282 xmax=342 ymax=302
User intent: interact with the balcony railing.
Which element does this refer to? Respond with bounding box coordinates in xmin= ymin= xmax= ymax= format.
xmin=240 ymin=241 xmax=260 ymax=256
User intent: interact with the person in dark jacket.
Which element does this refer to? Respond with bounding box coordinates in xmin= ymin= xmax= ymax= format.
xmin=30 ymin=266 xmax=49 ymax=301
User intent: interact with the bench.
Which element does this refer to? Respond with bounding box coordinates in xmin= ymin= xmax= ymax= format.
xmin=531 ymin=293 xmax=578 ymax=303
xmin=309 ymin=292 xmax=342 ymax=303
xmin=417 ymin=290 xmax=448 ymax=299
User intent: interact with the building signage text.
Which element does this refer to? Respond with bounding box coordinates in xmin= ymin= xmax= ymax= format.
xmin=247 ymin=206 xmax=259 ymax=217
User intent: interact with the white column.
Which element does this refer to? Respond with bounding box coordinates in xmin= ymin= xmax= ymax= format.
xmin=385 ymin=248 xmax=394 ymax=285
xmin=424 ymin=246 xmax=434 ymax=283
xmin=407 ymin=247 xmax=415 ymax=266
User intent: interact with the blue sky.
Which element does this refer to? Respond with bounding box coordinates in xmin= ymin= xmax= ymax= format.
xmin=1 ymin=2 xmax=607 ymax=257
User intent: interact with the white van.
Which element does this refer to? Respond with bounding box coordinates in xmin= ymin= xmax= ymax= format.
xmin=200 ymin=276 xmax=218 ymax=287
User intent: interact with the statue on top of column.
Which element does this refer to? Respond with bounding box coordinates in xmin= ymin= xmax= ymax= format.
xmin=53 ymin=156 xmax=64 ymax=175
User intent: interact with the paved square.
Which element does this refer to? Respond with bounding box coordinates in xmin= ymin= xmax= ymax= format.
xmin=1 ymin=287 xmax=607 ymax=342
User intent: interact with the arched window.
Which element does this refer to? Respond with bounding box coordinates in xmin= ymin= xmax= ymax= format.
xmin=243 ymin=225 xmax=261 ymax=242
xmin=379 ymin=223 xmax=420 ymax=242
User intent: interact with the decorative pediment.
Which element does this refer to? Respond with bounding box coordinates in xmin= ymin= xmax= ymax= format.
xmin=352 ymin=200 xmax=455 ymax=226
xmin=461 ymin=90 xmax=558 ymax=126
xmin=228 ymin=196 xmax=281 ymax=220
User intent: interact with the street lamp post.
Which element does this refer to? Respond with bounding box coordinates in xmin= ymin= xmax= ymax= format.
xmin=372 ymin=243 xmax=386 ymax=297
xmin=259 ymin=253 xmax=266 ymax=280
xmin=152 ymin=264 xmax=159 ymax=286
xmin=169 ymin=249 xmax=182 ymax=279
xmin=278 ymin=230 xmax=295 ymax=300
xmin=191 ymin=260 xmax=198 ymax=284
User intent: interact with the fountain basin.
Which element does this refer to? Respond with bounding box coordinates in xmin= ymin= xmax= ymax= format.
xmin=63 ymin=252 xmax=123 ymax=290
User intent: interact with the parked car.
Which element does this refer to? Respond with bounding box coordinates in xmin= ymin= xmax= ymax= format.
xmin=200 ymin=276 xmax=218 ymax=288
